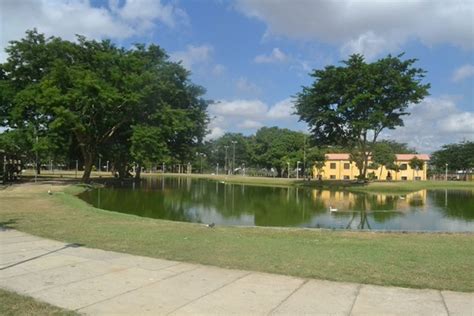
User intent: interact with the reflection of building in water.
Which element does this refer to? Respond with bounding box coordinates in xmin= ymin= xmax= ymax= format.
xmin=313 ymin=153 xmax=430 ymax=181
xmin=311 ymin=189 xmax=427 ymax=211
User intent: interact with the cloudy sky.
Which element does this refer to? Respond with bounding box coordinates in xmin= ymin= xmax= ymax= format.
xmin=1 ymin=0 xmax=473 ymax=152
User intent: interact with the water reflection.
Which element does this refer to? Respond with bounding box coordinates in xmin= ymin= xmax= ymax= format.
xmin=79 ymin=177 xmax=474 ymax=232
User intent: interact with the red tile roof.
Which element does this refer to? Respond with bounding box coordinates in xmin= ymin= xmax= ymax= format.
xmin=395 ymin=154 xmax=430 ymax=161
xmin=325 ymin=153 xmax=430 ymax=161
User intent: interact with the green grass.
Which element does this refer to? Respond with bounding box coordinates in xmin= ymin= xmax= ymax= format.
xmin=0 ymin=182 xmax=473 ymax=292
xmin=0 ymin=289 xmax=77 ymax=316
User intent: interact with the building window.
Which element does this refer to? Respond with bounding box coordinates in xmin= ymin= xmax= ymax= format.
xmin=330 ymin=163 xmax=336 ymax=169
xmin=343 ymin=163 xmax=350 ymax=170
xmin=401 ymin=176 xmax=407 ymax=181
xmin=399 ymin=163 xmax=408 ymax=170
xmin=330 ymin=175 xmax=336 ymax=179
xmin=343 ymin=175 xmax=350 ymax=180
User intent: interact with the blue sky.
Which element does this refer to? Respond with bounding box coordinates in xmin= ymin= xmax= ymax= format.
xmin=1 ymin=0 xmax=473 ymax=152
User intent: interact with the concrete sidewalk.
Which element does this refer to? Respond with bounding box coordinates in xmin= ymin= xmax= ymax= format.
xmin=0 ymin=229 xmax=472 ymax=315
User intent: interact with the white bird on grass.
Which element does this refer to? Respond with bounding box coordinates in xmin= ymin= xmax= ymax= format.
xmin=329 ymin=206 xmax=338 ymax=212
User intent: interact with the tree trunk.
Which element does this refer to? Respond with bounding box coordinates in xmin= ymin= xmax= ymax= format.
xmin=36 ymin=161 xmax=41 ymax=175
xmin=135 ymin=163 xmax=142 ymax=180
xmin=80 ymin=146 xmax=95 ymax=183
xmin=82 ymin=153 xmax=93 ymax=183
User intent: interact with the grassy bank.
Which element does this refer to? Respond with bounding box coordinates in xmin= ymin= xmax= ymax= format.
xmin=0 ymin=289 xmax=76 ymax=316
xmin=0 ymin=181 xmax=473 ymax=292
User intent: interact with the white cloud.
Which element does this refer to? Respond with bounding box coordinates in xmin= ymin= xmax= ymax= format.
xmin=170 ymin=44 xmax=213 ymax=70
xmin=340 ymin=31 xmax=400 ymax=60
xmin=110 ymin=0 xmax=188 ymax=29
xmin=212 ymin=64 xmax=226 ymax=76
xmin=452 ymin=64 xmax=474 ymax=82
xmin=0 ymin=0 xmax=187 ymax=61
xmin=238 ymin=120 xmax=263 ymax=129
xmin=209 ymin=99 xmax=268 ymax=118
xmin=254 ymin=47 xmax=288 ymax=63
xmin=236 ymin=0 xmax=474 ymax=58
xmin=382 ymin=96 xmax=474 ymax=152
xmin=207 ymin=98 xmax=306 ymax=136
xmin=206 ymin=126 xmax=225 ymax=140
xmin=236 ymin=77 xmax=262 ymax=96
xmin=267 ymin=98 xmax=295 ymax=119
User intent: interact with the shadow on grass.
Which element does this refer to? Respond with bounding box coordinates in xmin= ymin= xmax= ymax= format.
xmin=0 ymin=219 xmax=18 ymax=230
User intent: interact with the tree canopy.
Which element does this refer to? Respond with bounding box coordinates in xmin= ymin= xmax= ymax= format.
xmin=430 ymin=141 xmax=474 ymax=174
xmin=0 ymin=30 xmax=209 ymax=182
xmin=295 ymin=53 xmax=429 ymax=179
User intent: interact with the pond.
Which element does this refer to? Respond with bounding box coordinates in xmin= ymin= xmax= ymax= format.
xmin=78 ymin=177 xmax=474 ymax=232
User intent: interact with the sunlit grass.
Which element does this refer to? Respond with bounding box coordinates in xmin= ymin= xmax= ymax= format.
xmin=0 ymin=289 xmax=77 ymax=316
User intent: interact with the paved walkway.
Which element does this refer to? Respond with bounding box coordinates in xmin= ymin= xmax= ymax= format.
xmin=0 ymin=229 xmax=472 ymax=315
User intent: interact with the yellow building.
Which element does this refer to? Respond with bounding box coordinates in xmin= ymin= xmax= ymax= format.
xmin=313 ymin=153 xmax=430 ymax=181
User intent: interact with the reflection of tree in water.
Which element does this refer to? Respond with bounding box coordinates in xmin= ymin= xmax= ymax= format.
xmin=335 ymin=193 xmax=407 ymax=229
xmin=429 ymin=190 xmax=474 ymax=221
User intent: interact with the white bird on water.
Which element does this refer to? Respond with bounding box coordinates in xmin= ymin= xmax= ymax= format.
xmin=329 ymin=206 xmax=338 ymax=212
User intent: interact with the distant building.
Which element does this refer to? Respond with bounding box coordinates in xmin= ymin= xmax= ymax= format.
xmin=313 ymin=153 xmax=430 ymax=181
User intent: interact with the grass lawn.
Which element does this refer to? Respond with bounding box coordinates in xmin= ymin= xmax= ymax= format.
xmin=0 ymin=288 xmax=77 ymax=316
xmin=0 ymin=181 xmax=473 ymax=293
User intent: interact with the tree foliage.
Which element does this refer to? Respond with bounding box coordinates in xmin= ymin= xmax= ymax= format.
xmin=431 ymin=141 xmax=474 ymax=174
xmin=0 ymin=30 xmax=208 ymax=182
xmin=295 ymin=53 xmax=429 ymax=178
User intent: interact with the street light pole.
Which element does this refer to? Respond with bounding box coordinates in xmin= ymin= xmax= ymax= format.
xmin=231 ymin=141 xmax=237 ymax=175
xmin=445 ymin=163 xmax=448 ymax=181
xmin=224 ymin=146 xmax=229 ymax=175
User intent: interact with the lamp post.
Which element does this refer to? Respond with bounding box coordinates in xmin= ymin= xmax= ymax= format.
xmin=198 ymin=153 xmax=206 ymax=174
xmin=297 ymin=161 xmax=301 ymax=179
xmin=445 ymin=163 xmax=448 ymax=181
xmin=224 ymin=146 xmax=229 ymax=175
xmin=287 ymin=162 xmax=290 ymax=179
xmin=231 ymin=141 xmax=237 ymax=175
xmin=162 ymin=162 xmax=165 ymax=174
xmin=216 ymin=163 xmax=219 ymax=175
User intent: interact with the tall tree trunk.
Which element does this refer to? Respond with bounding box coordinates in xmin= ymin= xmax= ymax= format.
xmin=82 ymin=152 xmax=94 ymax=183
xmin=36 ymin=161 xmax=41 ymax=175
xmin=135 ymin=163 xmax=142 ymax=180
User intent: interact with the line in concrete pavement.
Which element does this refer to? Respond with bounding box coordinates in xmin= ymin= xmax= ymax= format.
xmin=268 ymin=279 xmax=309 ymax=315
xmin=348 ymin=283 xmax=362 ymax=315
xmin=75 ymin=265 xmax=201 ymax=312
xmin=166 ymin=272 xmax=252 ymax=315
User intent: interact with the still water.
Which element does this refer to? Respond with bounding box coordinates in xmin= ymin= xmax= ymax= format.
xmin=79 ymin=177 xmax=474 ymax=232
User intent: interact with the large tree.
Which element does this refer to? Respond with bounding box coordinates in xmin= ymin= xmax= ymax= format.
xmin=1 ymin=30 xmax=208 ymax=182
xmin=295 ymin=54 xmax=429 ymax=179
xmin=253 ymin=127 xmax=305 ymax=177
xmin=431 ymin=141 xmax=474 ymax=178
